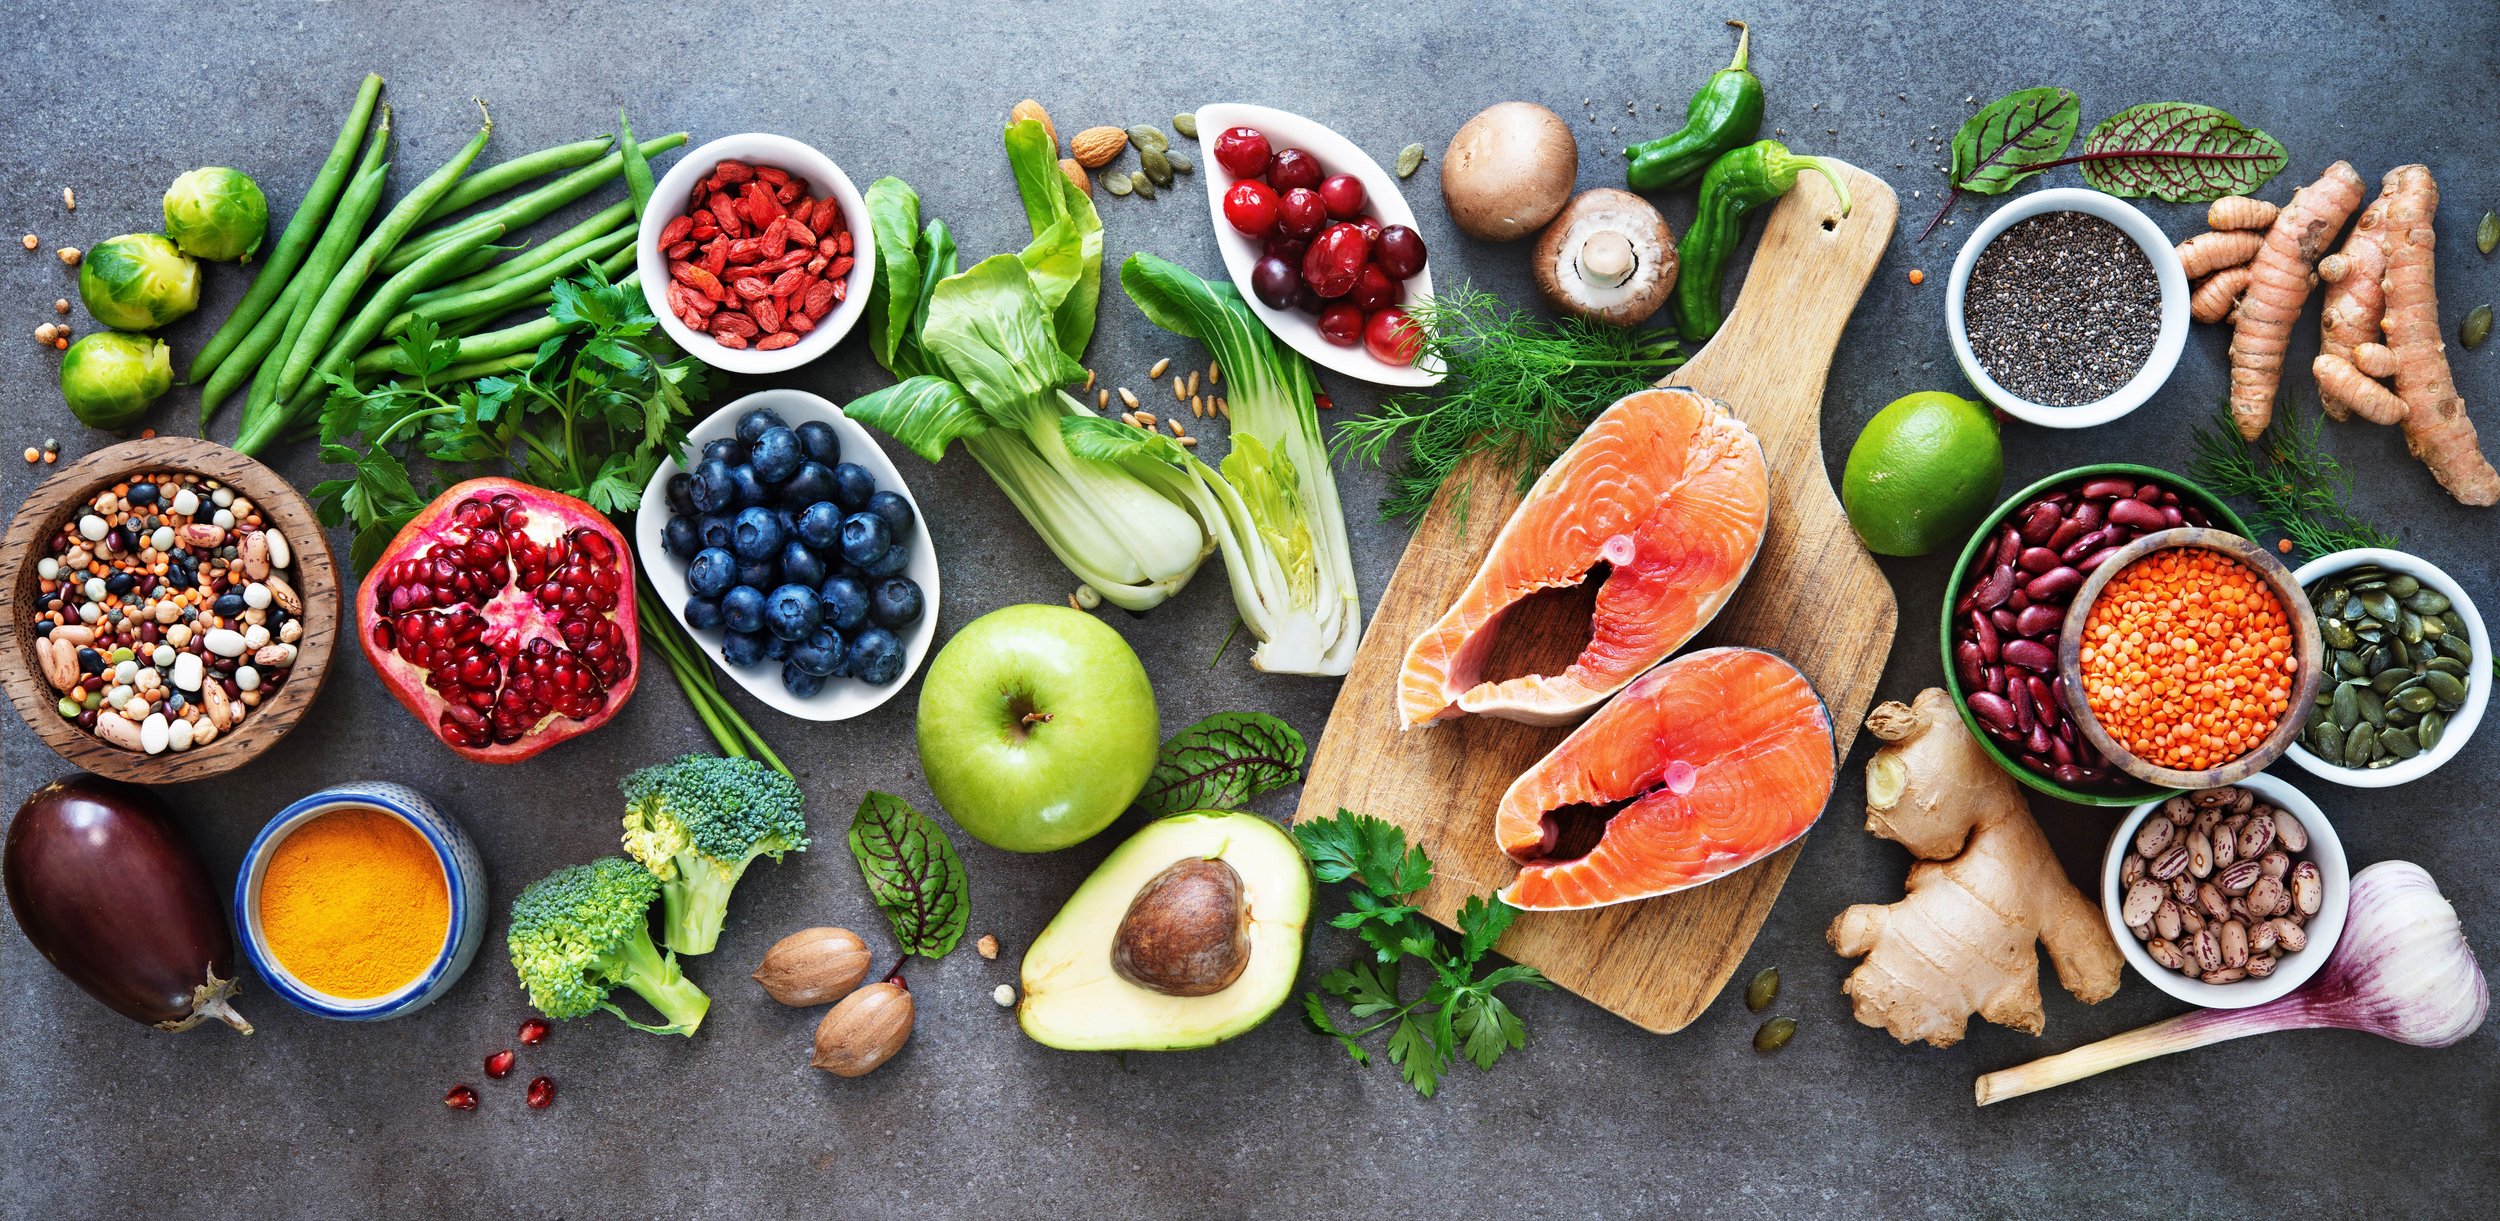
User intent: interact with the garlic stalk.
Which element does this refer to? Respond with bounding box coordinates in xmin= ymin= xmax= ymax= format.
xmin=1976 ymin=861 xmax=2486 ymax=1106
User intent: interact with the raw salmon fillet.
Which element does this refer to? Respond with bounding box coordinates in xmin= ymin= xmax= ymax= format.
xmin=1496 ymin=648 xmax=1836 ymax=912
xmin=1396 ymin=387 xmax=1768 ymax=728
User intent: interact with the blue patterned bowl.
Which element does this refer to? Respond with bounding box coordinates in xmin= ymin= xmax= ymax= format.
xmin=233 ymin=781 xmax=487 ymax=1020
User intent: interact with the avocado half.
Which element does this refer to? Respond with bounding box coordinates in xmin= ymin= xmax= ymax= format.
xmin=1018 ymin=810 xmax=1310 ymax=1051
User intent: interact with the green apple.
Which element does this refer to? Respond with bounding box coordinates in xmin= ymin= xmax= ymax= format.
xmin=915 ymin=604 xmax=1159 ymax=852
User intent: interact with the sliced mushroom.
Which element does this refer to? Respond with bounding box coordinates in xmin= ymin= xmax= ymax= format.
xmin=1533 ymin=189 xmax=1677 ymax=327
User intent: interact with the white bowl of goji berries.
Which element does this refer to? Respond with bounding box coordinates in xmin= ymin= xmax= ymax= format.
xmin=638 ymin=133 xmax=874 ymax=375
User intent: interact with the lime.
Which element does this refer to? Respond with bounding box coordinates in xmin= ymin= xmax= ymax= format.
xmin=1842 ymin=391 xmax=2003 ymax=557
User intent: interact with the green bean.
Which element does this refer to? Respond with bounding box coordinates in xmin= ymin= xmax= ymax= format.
xmin=353 ymin=270 xmax=642 ymax=377
xmin=188 ymin=73 xmax=384 ymax=384
xmin=393 ymin=227 xmax=630 ymax=338
xmin=292 ymin=223 xmax=505 ymax=412
xmin=383 ymin=132 xmax=685 ymax=275
xmin=199 ymin=273 xmax=307 ymax=426
xmin=275 ymin=102 xmax=494 ymax=405
xmin=407 ymin=200 xmax=631 ymax=306
xmin=619 ymin=111 xmax=656 ymax=214
xmin=233 ymin=129 xmax=395 ymax=454
xmin=429 ymin=241 xmax=526 ymax=284
xmin=419 ymin=134 xmax=614 ymax=223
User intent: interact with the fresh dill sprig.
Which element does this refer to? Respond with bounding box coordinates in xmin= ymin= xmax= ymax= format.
xmin=1331 ymin=285 xmax=1685 ymax=521
xmin=2187 ymin=396 xmax=2397 ymax=559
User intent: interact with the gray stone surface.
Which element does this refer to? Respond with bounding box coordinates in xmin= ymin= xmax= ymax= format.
xmin=3 ymin=1 xmax=2496 ymax=1216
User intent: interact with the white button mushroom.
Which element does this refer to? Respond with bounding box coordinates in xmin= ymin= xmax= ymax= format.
xmin=1533 ymin=188 xmax=1679 ymax=327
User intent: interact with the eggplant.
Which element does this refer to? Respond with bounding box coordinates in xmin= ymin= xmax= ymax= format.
xmin=4 ymin=774 xmax=252 ymax=1033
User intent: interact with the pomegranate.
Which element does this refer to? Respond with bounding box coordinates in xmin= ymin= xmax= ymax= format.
xmin=357 ymin=478 xmax=639 ymax=764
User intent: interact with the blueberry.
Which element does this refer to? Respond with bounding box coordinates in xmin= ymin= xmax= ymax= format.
xmin=663 ymin=515 xmax=701 ymax=558
xmin=704 ymin=436 xmax=750 ymax=466
xmin=749 ymin=426 xmax=802 ymax=483
xmin=848 ymin=626 xmax=905 ymax=684
xmin=690 ymin=457 xmax=737 ymax=512
xmin=838 ymin=512 xmax=892 ymax=566
xmin=720 ymin=629 xmax=770 ymax=668
xmin=775 ymin=506 xmax=801 ymax=538
xmin=866 ymin=490 xmax=916 ymax=544
xmin=779 ymin=461 xmax=838 ymax=508
xmin=797 ymin=501 xmax=844 ymax=550
xmin=697 ymin=512 xmax=736 ymax=550
xmin=817 ymin=574 xmax=871 ymax=631
xmin=831 ymin=462 xmax=878 ymax=511
xmin=722 ymin=584 xmax=768 ymax=635
xmin=859 ymin=542 xmax=912 ymax=578
xmin=795 ymin=419 xmax=841 ymax=465
xmin=870 ymin=577 xmax=924 ymax=628
xmin=732 ymin=506 xmax=785 ymax=561
xmin=686 ymin=548 xmax=737 ymax=598
xmin=764 ymin=632 xmax=793 ymax=661
xmin=682 ymin=595 xmax=724 ymax=631
xmin=790 ymin=626 xmax=844 ymax=677
xmin=729 ymin=464 xmax=770 ymax=507
xmin=778 ymin=540 xmax=827 ymax=588
xmin=735 ymin=555 xmax=778 ymax=590
xmin=780 ymin=659 xmax=826 ymax=698
xmin=764 ymin=583 xmax=824 ymax=641
xmin=736 ymin=407 xmax=788 ymax=446
xmin=665 ymin=472 xmax=697 ymax=515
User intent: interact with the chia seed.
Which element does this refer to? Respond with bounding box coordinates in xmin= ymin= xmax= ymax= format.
xmin=1963 ymin=211 xmax=2161 ymax=407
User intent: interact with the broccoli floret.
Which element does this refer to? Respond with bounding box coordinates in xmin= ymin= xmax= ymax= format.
xmin=506 ymin=857 xmax=711 ymax=1036
xmin=619 ymin=754 xmax=810 ymax=955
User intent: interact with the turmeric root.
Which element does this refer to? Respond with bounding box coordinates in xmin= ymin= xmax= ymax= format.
xmin=2190 ymin=266 xmax=2252 ymax=325
xmin=2206 ymin=195 xmax=2279 ymax=231
xmin=2355 ymin=341 xmax=2397 ymax=379
xmin=2375 ymin=164 xmax=2500 ymax=505
xmin=2176 ymin=229 xmax=2263 ymax=279
xmin=2314 ymin=352 xmax=2409 ymax=426
xmin=2230 ymin=161 xmax=2367 ymax=439
xmin=2315 ymin=191 xmax=2393 ymax=421
xmin=1828 ymin=690 xmax=2123 ymax=1048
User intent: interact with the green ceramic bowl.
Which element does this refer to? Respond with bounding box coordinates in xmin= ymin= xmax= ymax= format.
xmin=1938 ymin=463 xmax=2253 ymax=806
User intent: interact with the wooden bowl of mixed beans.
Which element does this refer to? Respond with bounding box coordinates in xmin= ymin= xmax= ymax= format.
xmin=0 ymin=437 xmax=341 ymax=782
xmin=2056 ymin=528 xmax=2324 ymax=791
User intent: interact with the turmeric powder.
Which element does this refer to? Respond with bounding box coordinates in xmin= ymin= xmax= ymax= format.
xmin=259 ymin=807 xmax=449 ymax=999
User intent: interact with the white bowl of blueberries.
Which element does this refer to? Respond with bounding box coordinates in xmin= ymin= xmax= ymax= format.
xmin=636 ymin=389 xmax=939 ymax=721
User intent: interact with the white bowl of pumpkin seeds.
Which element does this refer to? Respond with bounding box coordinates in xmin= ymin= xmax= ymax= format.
xmin=2284 ymin=549 xmax=2488 ymax=787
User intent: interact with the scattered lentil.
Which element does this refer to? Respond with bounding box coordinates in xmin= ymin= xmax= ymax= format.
xmin=19 ymin=234 xmax=36 ymax=251
xmin=1963 ymin=211 xmax=2161 ymax=407
xmin=1908 ymin=268 xmax=1924 ymax=285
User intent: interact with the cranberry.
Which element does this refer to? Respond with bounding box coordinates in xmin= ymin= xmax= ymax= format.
xmin=485 ymin=1049 xmax=515 ymax=1080
xmin=1272 ymin=187 xmax=1327 ymax=240
xmin=1351 ymin=262 xmax=1405 ymax=312
xmin=1301 ymin=223 xmax=1372 ymax=298
xmin=1376 ymin=224 xmax=1428 ymax=279
xmin=1268 ymin=148 xmax=1323 ymax=191
xmin=1212 ymin=127 xmax=1272 ymax=178
xmin=1222 ymin=180 xmax=1281 ymax=237
xmin=1316 ymin=303 xmax=1366 ymax=346
xmin=1364 ymin=307 xmax=1423 ymax=365
xmin=1261 ymin=234 xmax=1309 ymax=265
xmin=526 ymin=1076 xmax=556 ymax=1109
xmin=518 ymin=1017 xmax=551 ymax=1045
xmin=1317 ymin=174 xmax=1368 ymax=219
xmin=1293 ymin=282 xmax=1326 ymax=314
xmin=444 ymin=1085 xmax=478 ymax=1112
xmin=1250 ymin=256 xmax=1301 ymax=310
xmin=1350 ymin=215 xmax=1384 ymax=245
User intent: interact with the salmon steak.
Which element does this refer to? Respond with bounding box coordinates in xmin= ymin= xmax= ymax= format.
xmin=1397 ymin=387 xmax=1769 ymax=728
xmin=1496 ymin=648 xmax=1836 ymax=912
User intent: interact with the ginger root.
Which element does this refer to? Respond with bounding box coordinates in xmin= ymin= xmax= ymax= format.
xmin=1828 ymin=689 xmax=2123 ymax=1048
xmin=2189 ymin=266 xmax=2252 ymax=325
xmin=2375 ymin=164 xmax=2500 ymax=505
xmin=2206 ymin=195 xmax=2279 ymax=231
xmin=2230 ymin=161 xmax=2366 ymax=439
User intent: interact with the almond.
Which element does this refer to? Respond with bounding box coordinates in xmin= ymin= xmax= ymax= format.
xmin=1010 ymin=99 xmax=1059 ymax=153
xmin=1059 ymin=158 xmax=1091 ymax=197
xmin=1071 ymin=126 xmax=1129 ymax=168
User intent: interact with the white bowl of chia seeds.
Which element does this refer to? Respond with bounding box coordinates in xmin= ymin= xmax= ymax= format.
xmin=1947 ymin=188 xmax=2189 ymax=429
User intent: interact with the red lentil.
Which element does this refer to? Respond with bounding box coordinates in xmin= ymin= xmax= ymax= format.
xmin=2079 ymin=548 xmax=2297 ymax=771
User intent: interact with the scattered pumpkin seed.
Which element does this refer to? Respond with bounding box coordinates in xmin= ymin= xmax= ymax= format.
xmin=1128 ymin=170 xmax=1156 ymax=199
xmin=1166 ymin=150 xmax=1191 ymax=174
xmin=1105 ymin=173 xmax=1134 ymax=197
xmin=1395 ymin=142 xmax=1427 ymax=178
xmin=1141 ymin=147 xmax=1174 ymax=187
xmin=1171 ymin=113 xmax=1199 ymax=139
xmin=2463 ymin=303 xmax=2492 ymax=350
xmin=1744 ymin=967 xmax=1779 ymax=1012
xmin=2322 ymin=618 xmax=2356 ymax=650
xmin=1753 ymin=1016 xmax=1797 ymax=1053
xmin=1127 ymin=124 xmax=1169 ymax=155
xmin=2481 ymin=210 xmax=2499 ymax=256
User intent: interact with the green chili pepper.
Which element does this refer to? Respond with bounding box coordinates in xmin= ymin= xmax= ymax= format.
xmin=1623 ymin=21 xmax=1765 ymax=193
xmin=1672 ymin=140 xmax=1853 ymax=343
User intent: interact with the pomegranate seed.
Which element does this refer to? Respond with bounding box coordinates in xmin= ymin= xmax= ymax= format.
xmin=444 ymin=1084 xmax=479 ymax=1112
xmin=485 ymin=1050 xmax=515 ymax=1080
xmin=519 ymin=1017 xmax=550 ymax=1045
xmin=526 ymin=1076 xmax=556 ymax=1109
xmin=1314 ymin=392 xmax=1334 ymax=412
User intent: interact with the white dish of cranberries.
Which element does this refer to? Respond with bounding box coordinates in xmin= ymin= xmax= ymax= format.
xmin=1193 ymin=104 xmax=1442 ymax=388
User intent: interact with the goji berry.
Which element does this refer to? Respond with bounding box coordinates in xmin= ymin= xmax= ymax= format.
xmin=756 ymin=331 xmax=799 ymax=351
xmin=752 ymin=298 xmax=783 ymax=334
xmin=659 ymin=215 xmax=693 ymax=246
xmin=802 ymin=281 xmax=836 ymax=318
xmin=713 ymin=160 xmax=755 ymax=185
xmin=712 ymin=330 xmax=750 ymax=350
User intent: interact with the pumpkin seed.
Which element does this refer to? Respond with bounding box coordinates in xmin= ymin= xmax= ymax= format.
xmin=2371 ymin=668 xmax=2410 ymax=695
xmin=2428 ymin=656 xmax=2468 ymax=677
xmin=2420 ymin=615 xmax=2446 ymax=640
xmin=2420 ymin=709 xmax=2447 ymax=751
xmin=2385 ymin=704 xmax=2419 ymax=729
xmin=1127 ymin=125 xmax=1169 ymax=155
xmin=2344 ymin=722 xmax=2378 ymax=763
xmin=2400 ymin=610 xmax=2424 ymax=644
xmin=2382 ymin=725 xmax=2422 ymax=759
xmin=2483 ymin=210 xmax=2500 ymax=256
xmin=1745 ymin=967 xmax=1779 ymax=1012
xmin=2385 ymin=574 xmax=2421 ymax=599
xmin=1128 ymin=171 xmax=1156 ymax=199
xmin=2424 ymin=669 xmax=2469 ymax=709
xmin=2316 ymin=586 xmax=2349 ymax=617
xmin=2438 ymin=632 xmax=2472 ymax=661
xmin=1396 ymin=142 xmax=1427 ymax=178
xmin=2395 ymin=686 xmax=2439 ymax=714
xmin=2358 ymin=687 xmax=2386 ymax=728
xmin=2361 ymin=589 xmax=2400 ymax=622
xmin=2404 ymin=589 xmax=2451 ymax=615
xmin=1140 ymin=147 xmax=1174 ymax=187
xmin=1165 ymin=150 xmax=1191 ymax=174
xmin=2335 ymin=649 xmax=2366 ymax=679
xmin=2311 ymin=721 xmax=2347 ymax=764
xmin=2466 ymin=304 xmax=2494 ymax=350
xmin=2330 ymin=682 xmax=2360 ymax=729
xmin=1171 ymin=113 xmax=1199 ymax=139
xmin=2440 ymin=610 xmax=2468 ymax=637
xmin=1105 ymin=172 xmax=1134 ymax=196
xmin=2341 ymin=596 xmax=2369 ymax=622
xmin=1753 ymin=1016 xmax=1797 ymax=1053
xmin=2321 ymin=619 xmax=2358 ymax=650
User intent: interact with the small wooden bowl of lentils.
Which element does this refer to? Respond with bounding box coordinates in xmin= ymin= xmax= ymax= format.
xmin=0 ymin=437 xmax=339 ymax=782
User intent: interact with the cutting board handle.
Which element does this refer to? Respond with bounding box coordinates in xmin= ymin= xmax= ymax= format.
xmin=1676 ymin=162 xmax=1899 ymax=398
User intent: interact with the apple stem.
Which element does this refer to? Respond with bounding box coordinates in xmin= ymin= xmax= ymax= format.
xmin=1021 ymin=711 xmax=1053 ymax=727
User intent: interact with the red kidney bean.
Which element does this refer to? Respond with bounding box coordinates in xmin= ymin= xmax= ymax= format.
xmin=2009 ymin=681 xmax=2036 ymax=733
xmin=2075 ymin=544 xmax=2124 ymax=574
xmin=2107 ymin=498 xmax=2168 ymax=531
xmin=1966 ymin=691 xmax=2018 ymax=732
xmin=2182 ymin=506 xmax=2210 ymax=527
xmin=2018 ymin=546 xmax=2061 ymax=574
xmin=2027 ymin=723 xmax=2053 ymax=756
xmin=2015 ymin=603 xmax=2064 ymax=637
xmin=2004 ymin=638 xmax=2057 ymax=673
xmin=2008 ymin=588 xmax=2031 ymax=611
xmin=2028 ymin=675 xmax=2057 ymax=720
xmin=2024 ymin=566 xmax=2083 ymax=602
xmin=2160 ymin=505 xmax=2184 ymax=528
xmin=2050 ymin=734 xmax=2074 ymax=766
xmin=1991 ymin=607 xmax=2018 ymax=632
xmin=2160 ymin=490 xmax=2180 ymax=506
xmin=1970 ymin=610 xmax=2001 ymax=661
xmin=2080 ymin=477 xmax=2138 ymax=500
xmin=1986 ymin=664 xmax=2008 ymax=696
xmin=2019 ymin=502 xmax=2061 ymax=543
xmin=2047 ymin=518 xmax=2087 ymax=551
xmin=2052 ymin=763 xmax=2090 ymax=785
xmin=1997 ymin=525 xmax=2022 ymax=566
xmin=2071 ymin=500 xmax=2105 ymax=531
xmin=2062 ymin=526 xmax=2118 ymax=563
xmin=1973 ymin=564 xmax=2017 ymax=609
xmin=1955 ymin=640 xmax=1986 ymax=688
xmin=2136 ymin=483 xmax=2162 ymax=501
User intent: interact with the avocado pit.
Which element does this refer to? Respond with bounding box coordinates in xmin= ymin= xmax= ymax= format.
xmin=1111 ymin=857 xmax=1250 ymax=997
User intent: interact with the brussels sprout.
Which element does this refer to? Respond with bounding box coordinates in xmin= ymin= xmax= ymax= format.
xmin=163 ymin=167 xmax=269 ymax=262
xmin=59 ymin=332 xmax=172 ymax=430
xmin=78 ymin=234 xmax=200 ymax=331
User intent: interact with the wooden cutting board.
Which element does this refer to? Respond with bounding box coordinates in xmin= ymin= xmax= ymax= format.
xmin=1294 ymin=164 xmax=1900 ymax=1033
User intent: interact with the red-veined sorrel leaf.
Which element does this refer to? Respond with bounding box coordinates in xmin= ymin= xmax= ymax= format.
xmin=2072 ymin=102 xmax=2290 ymax=202
xmin=1921 ymin=87 xmax=2080 ymax=239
